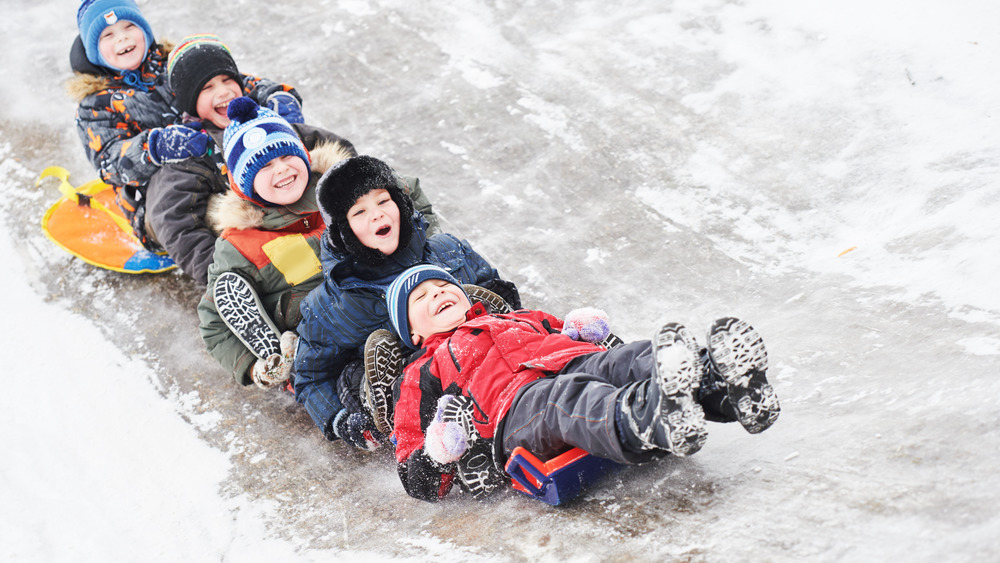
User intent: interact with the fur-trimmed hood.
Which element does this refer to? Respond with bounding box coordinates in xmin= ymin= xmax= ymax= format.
xmin=207 ymin=140 xmax=355 ymax=233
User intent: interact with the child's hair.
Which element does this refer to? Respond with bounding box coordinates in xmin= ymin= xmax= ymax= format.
xmin=167 ymin=34 xmax=241 ymax=117
xmin=76 ymin=0 xmax=155 ymax=71
xmin=314 ymin=155 xmax=415 ymax=263
xmin=386 ymin=265 xmax=468 ymax=349
xmin=222 ymin=97 xmax=310 ymax=206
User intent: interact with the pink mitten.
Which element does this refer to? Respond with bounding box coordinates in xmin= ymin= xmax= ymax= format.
xmin=562 ymin=307 xmax=610 ymax=343
xmin=423 ymin=395 xmax=470 ymax=464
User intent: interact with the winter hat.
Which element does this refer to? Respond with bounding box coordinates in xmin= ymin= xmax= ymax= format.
xmin=167 ymin=34 xmax=241 ymax=116
xmin=315 ymin=155 xmax=415 ymax=264
xmin=77 ymin=0 xmax=155 ymax=71
xmin=223 ymin=97 xmax=310 ymax=206
xmin=387 ymin=265 xmax=468 ymax=349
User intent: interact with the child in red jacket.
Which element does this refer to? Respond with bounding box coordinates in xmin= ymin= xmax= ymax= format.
xmin=386 ymin=265 xmax=780 ymax=501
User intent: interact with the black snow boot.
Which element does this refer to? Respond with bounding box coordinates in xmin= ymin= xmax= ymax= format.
xmin=213 ymin=272 xmax=281 ymax=359
xmin=699 ymin=317 xmax=780 ymax=434
xmin=617 ymin=323 xmax=707 ymax=457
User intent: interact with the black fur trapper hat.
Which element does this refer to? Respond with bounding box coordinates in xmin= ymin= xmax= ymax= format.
xmin=316 ymin=155 xmax=415 ymax=265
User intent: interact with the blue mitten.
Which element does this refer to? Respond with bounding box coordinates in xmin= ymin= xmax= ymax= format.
xmin=266 ymin=91 xmax=304 ymax=124
xmin=147 ymin=123 xmax=209 ymax=165
xmin=562 ymin=307 xmax=611 ymax=343
xmin=332 ymin=409 xmax=386 ymax=452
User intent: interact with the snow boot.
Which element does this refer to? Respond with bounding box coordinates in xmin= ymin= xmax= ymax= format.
xmin=214 ymin=272 xmax=281 ymax=359
xmin=700 ymin=317 xmax=780 ymax=434
xmin=618 ymin=323 xmax=707 ymax=457
xmin=440 ymin=394 xmax=506 ymax=499
xmin=361 ymin=329 xmax=404 ymax=435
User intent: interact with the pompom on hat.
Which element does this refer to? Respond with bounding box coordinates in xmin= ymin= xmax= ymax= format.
xmin=386 ymin=265 xmax=469 ymax=349
xmin=77 ymin=0 xmax=155 ymax=71
xmin=167 ymin=34 xmax=241 ymax=117
xmin=315 ymin=155 xmax=415 ymax=264
xmin=223 ymin=97 xmax=310 ymax=206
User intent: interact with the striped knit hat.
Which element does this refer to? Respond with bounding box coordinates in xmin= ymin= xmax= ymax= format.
xmin=77 ymin=0 xmax=154 ymax=70
xmin=167 ymin=34 xmax=241 ymax=116
xmin=223 ymin=97 xmax=310 ymax=206
xmin=387 ymin=265 xmax=468 ymax=349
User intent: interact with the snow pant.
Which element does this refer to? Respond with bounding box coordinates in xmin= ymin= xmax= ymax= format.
xmin=497 ymin=340 xmax=667 ymax=467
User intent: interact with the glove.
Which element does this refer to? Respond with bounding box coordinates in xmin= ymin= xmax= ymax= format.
xmin=332 ymin=409 xmax=386 ymax=452
xmin=251 ymin=331 xmax=298 ymax=389
xmin=424 ymin=394 xmax=472 ymax=464
xmin=147 ymin=123 xmax=209 ymax=165
xmin=562 ymin=307 xmax=610 ymax=343
xmin=266 ymin=91 xmax=304 ymax=124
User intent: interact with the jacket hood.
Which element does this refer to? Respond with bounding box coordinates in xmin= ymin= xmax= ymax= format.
xmin=207 ymin=140 xmax=354 ymax=233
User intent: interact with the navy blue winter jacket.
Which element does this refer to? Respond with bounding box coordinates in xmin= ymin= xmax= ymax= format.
xmin=294 ymin=213 xmax=513 ymax=438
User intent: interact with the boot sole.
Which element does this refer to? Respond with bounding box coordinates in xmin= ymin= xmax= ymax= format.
xmin=651 ymin=323 xmax=707 ymax=456
xmin=361 ymin=329 xmax=404 ymax=435
xmin=214 ymin=272 xmax=281 ymax=359
xmin=707 ymin=318 xmax=780 ymax=434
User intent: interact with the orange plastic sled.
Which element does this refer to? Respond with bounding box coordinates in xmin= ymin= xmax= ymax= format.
xmin=37 ymin=167 xmax=175 ymax=274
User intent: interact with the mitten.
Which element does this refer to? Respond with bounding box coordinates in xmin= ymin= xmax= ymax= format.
xmin=147 ymin=123 xmax=209 ymax=165
xmin=332 ymin=409 xmax=386 ymax=452
xmin=266 ymin=91 xmax=304 ymax=124
xmin=250 ymin=331 xmax=298 ymax=389
xmin=562 ymin=307 xmax=611 ymax=343
xmin=424 ymin=394 xmax=472 ymax=464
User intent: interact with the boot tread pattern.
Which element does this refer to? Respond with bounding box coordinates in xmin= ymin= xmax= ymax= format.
xmin=214 ymin=272 xmax=281 ymax=359
xmin=362 ymin=329 xmax=404 ymax=435
xmin=707 ymin=317 xmax=780 ymax=434
xmin=651 ymin=323 xmax=708 ymax=456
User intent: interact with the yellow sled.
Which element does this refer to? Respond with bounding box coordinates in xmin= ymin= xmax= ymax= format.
xmin=37 ymin=167 xmax=175 ymax=274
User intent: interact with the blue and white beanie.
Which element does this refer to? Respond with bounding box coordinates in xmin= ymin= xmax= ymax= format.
xmin=387 ymin=265 xmax=468 ymax=349
xmin=223 ymin=97 xmax=310 ymax=206
xmin=77 ymin=0 xmax=155 ymax=71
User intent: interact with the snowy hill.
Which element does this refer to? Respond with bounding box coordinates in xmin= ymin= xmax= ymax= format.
xmin=2 ymin=1 xmax=998 ymax=561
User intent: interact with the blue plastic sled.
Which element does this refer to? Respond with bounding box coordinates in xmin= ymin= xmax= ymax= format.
xmin=505 ymin=447 xmax=621 ymax=506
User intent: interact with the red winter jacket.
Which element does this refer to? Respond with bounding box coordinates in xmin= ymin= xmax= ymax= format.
xmin=393 ymin=304 xmax=602 ymax=501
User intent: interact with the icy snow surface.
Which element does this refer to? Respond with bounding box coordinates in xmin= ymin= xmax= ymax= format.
xmin=2 ymin=0 xmax=999 ymax=561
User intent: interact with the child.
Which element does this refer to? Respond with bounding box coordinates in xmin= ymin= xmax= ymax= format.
xmin=292 ymin=155 xmax=521 ymax=452
xmin=197 ymin=97 xmax=353 ymax=404
xmin=68 ymin=0 xmax=304 ymax=249
xmin=385 ymin=265 xmax=781 ymax=502
xmin=143 ymin=33 xmax=377 ymax=283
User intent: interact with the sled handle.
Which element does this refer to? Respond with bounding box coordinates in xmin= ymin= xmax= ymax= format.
xmin=36 ymin=167 xmax=136 ymax=236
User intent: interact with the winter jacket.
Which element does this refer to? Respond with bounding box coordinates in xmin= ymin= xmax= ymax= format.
xmin=197 ymin=140 xmax=355 ymax=386
xmin=145 ymin=123 xmax=350 ymax=285
xmin=393 ymin=307 xmax=602 ymax=501
xmin=67 ymin=36 xmax=301 ymax=245
xmin=294 ymin=218 xmax=517 ymax=440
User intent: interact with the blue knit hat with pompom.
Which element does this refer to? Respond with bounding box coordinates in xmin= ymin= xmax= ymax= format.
xmin=223 ymin=97 xmax=310 ymax=206
xmin=77 ymin=0 xmax=154 ymax=71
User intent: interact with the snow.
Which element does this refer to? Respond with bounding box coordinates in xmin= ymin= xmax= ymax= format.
xmin=2 ymin=0 xmax=1000 ymax=561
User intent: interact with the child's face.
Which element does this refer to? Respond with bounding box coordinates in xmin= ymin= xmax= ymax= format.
xmin=252 ymin=155 xmax=310 ymax=206
xmin=97 ymin=20 xmax=146 ymax=71
xmin=406 ymin=279 xmax=471 ymax=347
xmin=195 ymin=75 xmax=243 ymax=127
xmin=347 ymin=189 xmax=402 ymax=256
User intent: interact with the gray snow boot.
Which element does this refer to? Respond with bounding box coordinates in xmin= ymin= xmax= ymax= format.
xmin=618 ymin=323 xmax=707 ymax=457
xmin=699 ymin=317 xmax=780 ymax=434
xmin=214 ymin=272 xmax=281 ymax=359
